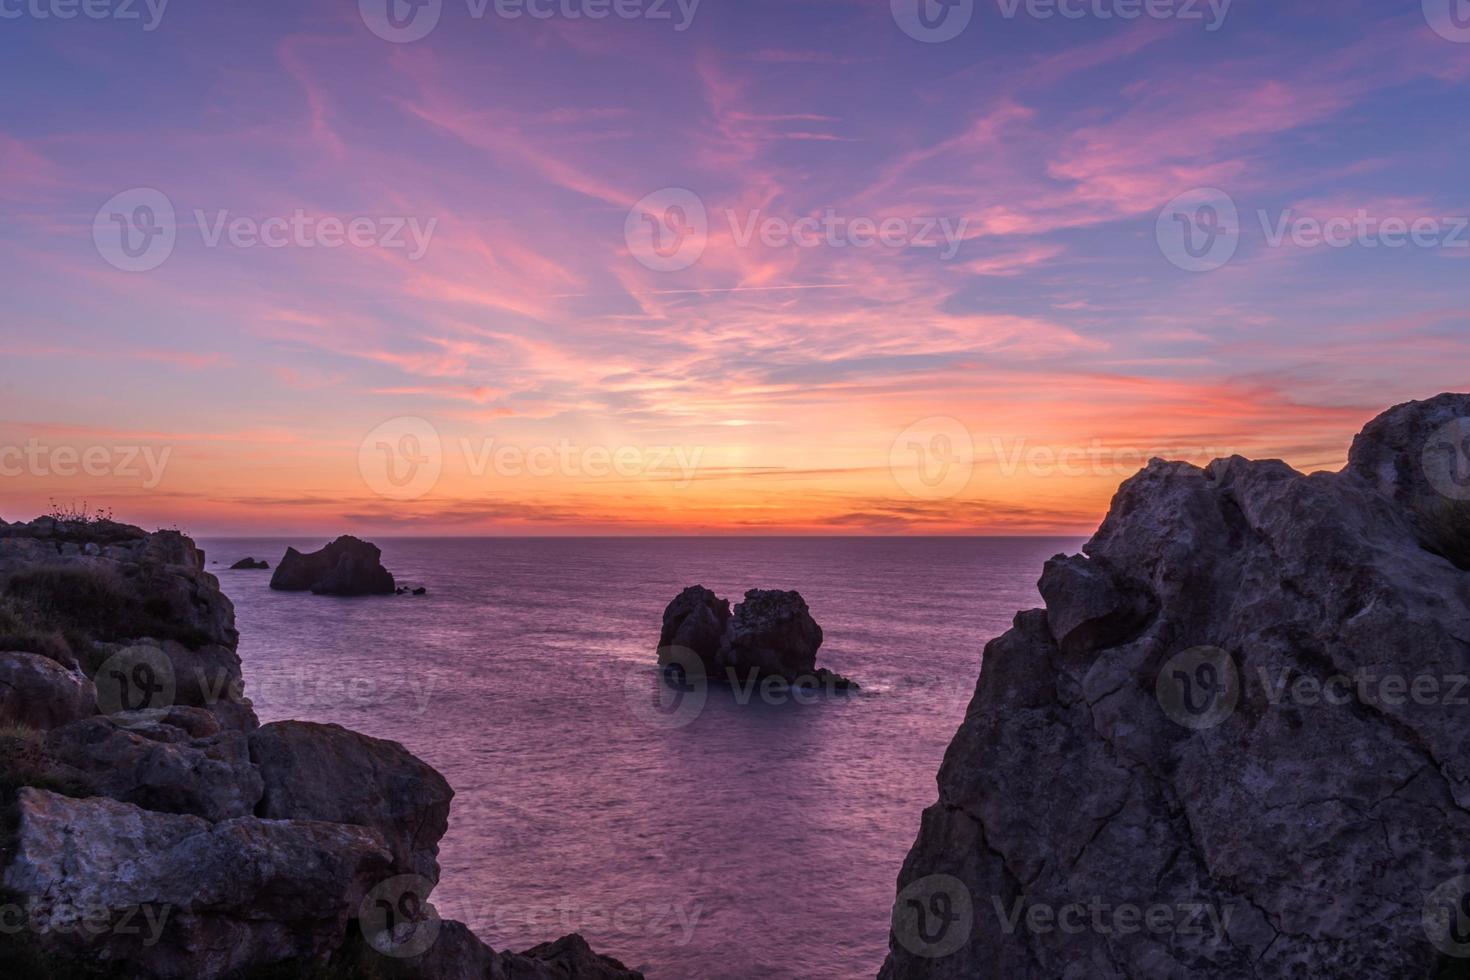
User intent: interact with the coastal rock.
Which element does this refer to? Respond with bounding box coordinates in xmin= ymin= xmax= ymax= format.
xmin=250 ymin=720 xmax=454 ymax=884
xmin=882 ymin=394 xmax=1470 ymax=979
xmin=656 ymin=585 xmax=730 ymax=675
xmin=44 ymin=715 xmax=264 ymax=822
xmin=719 ymin=589 xmax=825 ymax=680
xmin=229 ymin=557 xmax=269 ymax=570
xmin=376 ymin=922 xmax=643 ymax=980
xmin=0 ymin=651 xmax=96 ymax=729
xmin=0 ymin=515 xmax=639 ymax=979
xmin=3 ymin=787 xmax=393 ymax=980
xmin=657 ymin=586 xmax=856 ymax=688
xmin=270 ymin=535 xmax=396 ymax=596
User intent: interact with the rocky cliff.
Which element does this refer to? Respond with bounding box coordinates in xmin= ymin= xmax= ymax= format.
xmin=0 ymin=516 xmax=641 ymax=979
xmin=882 ymin=393 xmax=1470 ymax=979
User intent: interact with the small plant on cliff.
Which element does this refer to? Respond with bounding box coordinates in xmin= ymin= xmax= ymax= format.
xmin=45 ymin=499 xmax=113 ymax=525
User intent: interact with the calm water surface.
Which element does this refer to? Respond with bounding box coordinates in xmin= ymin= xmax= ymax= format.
xmin=198 ymin=536 xmax=1080 ymax=980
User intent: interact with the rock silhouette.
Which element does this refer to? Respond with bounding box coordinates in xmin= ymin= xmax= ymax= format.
xmin=269 ymin=535 xmax=395 ymax=596
xmin=658 ymin=585 xmax=856 ymax=689
xmin=0 ymin=516 xmax=641 ymax=979
xmin=882 ymin=393 xmax=1470 ymax=979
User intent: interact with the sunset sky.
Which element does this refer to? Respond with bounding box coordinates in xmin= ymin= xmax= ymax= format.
xmin=2 ymin=0 xmax=1468 ymax=535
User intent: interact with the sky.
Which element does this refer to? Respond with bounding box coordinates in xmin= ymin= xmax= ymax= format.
xmin=1 ymin=0 xmax=1468 ymax=536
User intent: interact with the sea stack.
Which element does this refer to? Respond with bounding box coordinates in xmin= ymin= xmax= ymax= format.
xmin=269 ymin=535 xmax=396 ymax=596
xmin=657 ymin=585 xmax=857 ymax=690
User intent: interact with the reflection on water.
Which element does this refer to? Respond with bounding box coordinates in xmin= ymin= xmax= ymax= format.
xmin=204 ymin=536 xmax=1078 ymax=979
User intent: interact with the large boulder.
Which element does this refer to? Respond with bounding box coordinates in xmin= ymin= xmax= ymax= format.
xmin=656 ymin=585 xmax=730 ymax=675
xmin=44 ymin=715 xmax=264 ymax=822
xmin=270 ymin=535 xmax=396 ymax=596
xmin=657 ymin=586 xmax=856 ymax=689
xmin=882 ymin=393 xmax=1470 ymax=980
xmin=249 ymin=721 xmax=454 ymax=884
xmin=0 ymin=651 xmax=95 ymax=729
xmin=718 ymin=589 xmax=825 ymax=680
xmin=2 ymin=787 xmax=393 ymax=980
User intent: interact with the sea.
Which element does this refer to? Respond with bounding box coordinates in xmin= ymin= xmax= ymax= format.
xmin=198 ymin=536 xmax=1081 ymax=980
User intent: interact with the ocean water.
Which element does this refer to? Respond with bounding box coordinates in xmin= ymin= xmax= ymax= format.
xmin=199 ymin=536 xmax=1081 ymax=980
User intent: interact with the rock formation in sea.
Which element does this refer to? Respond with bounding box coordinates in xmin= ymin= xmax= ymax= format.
xmin=269 ymin=534 xmax=397 ymax=596
xmin=0 ymin=515 xmax=642 ymax=979
xmin=658 ymin=585 xmax=857 ymax=689
xmin=228 ymin=557 xmax=269 ymax=570
xmin=881 ymin=393 xmax=1470 ymax=979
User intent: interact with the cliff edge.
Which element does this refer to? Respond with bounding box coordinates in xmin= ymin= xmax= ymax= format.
xmin=882 ymin=393 xmax=1470 ymax=979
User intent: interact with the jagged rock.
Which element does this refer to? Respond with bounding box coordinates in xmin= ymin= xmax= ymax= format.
xmin=367 ymin=922 xmax=643 ymax=980
xmin=229 ymin=557 xmax=269 ymax=570
xmin=719 ymin=589 xmax=825 ymax=680
xmin=270 ymin=535 xmax=396 ymax=596
xmin=657 ymin=585 xmax=730 ymax=675
xmin=506 ymin=933 xmax=646 ymax=979
xmin=44 ymin=715 xmax=263 ymax=822
xmin=657 ymin=586 xmax=856 ymax=688
xmin=1037 ymin=554 xmax=1156 ymax=656
xmin=882 ymin=393 xmax=1470 ymax=980
xmin=0 ymin=516 xmax=638 ymax=979
xmin=2 ymin=787 xmax=394 ymax=980
xmin=249 ymin=721 xmax=454 ymax=884
xmin=0 ymin=651 xmax=96 ymax=729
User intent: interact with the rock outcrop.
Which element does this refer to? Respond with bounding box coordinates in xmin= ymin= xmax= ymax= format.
xmin=228 ymin=557 xmax=269 ymax=570
xmin=657 ymin=585 xmax=856 ymax=689
xmin=270 ymin=535 xmax=396 ymax=596
xmin=0 ymin=516 xmax=642 ymax=980
xmin=882 ymin=393 xmax=1470 ymax=979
